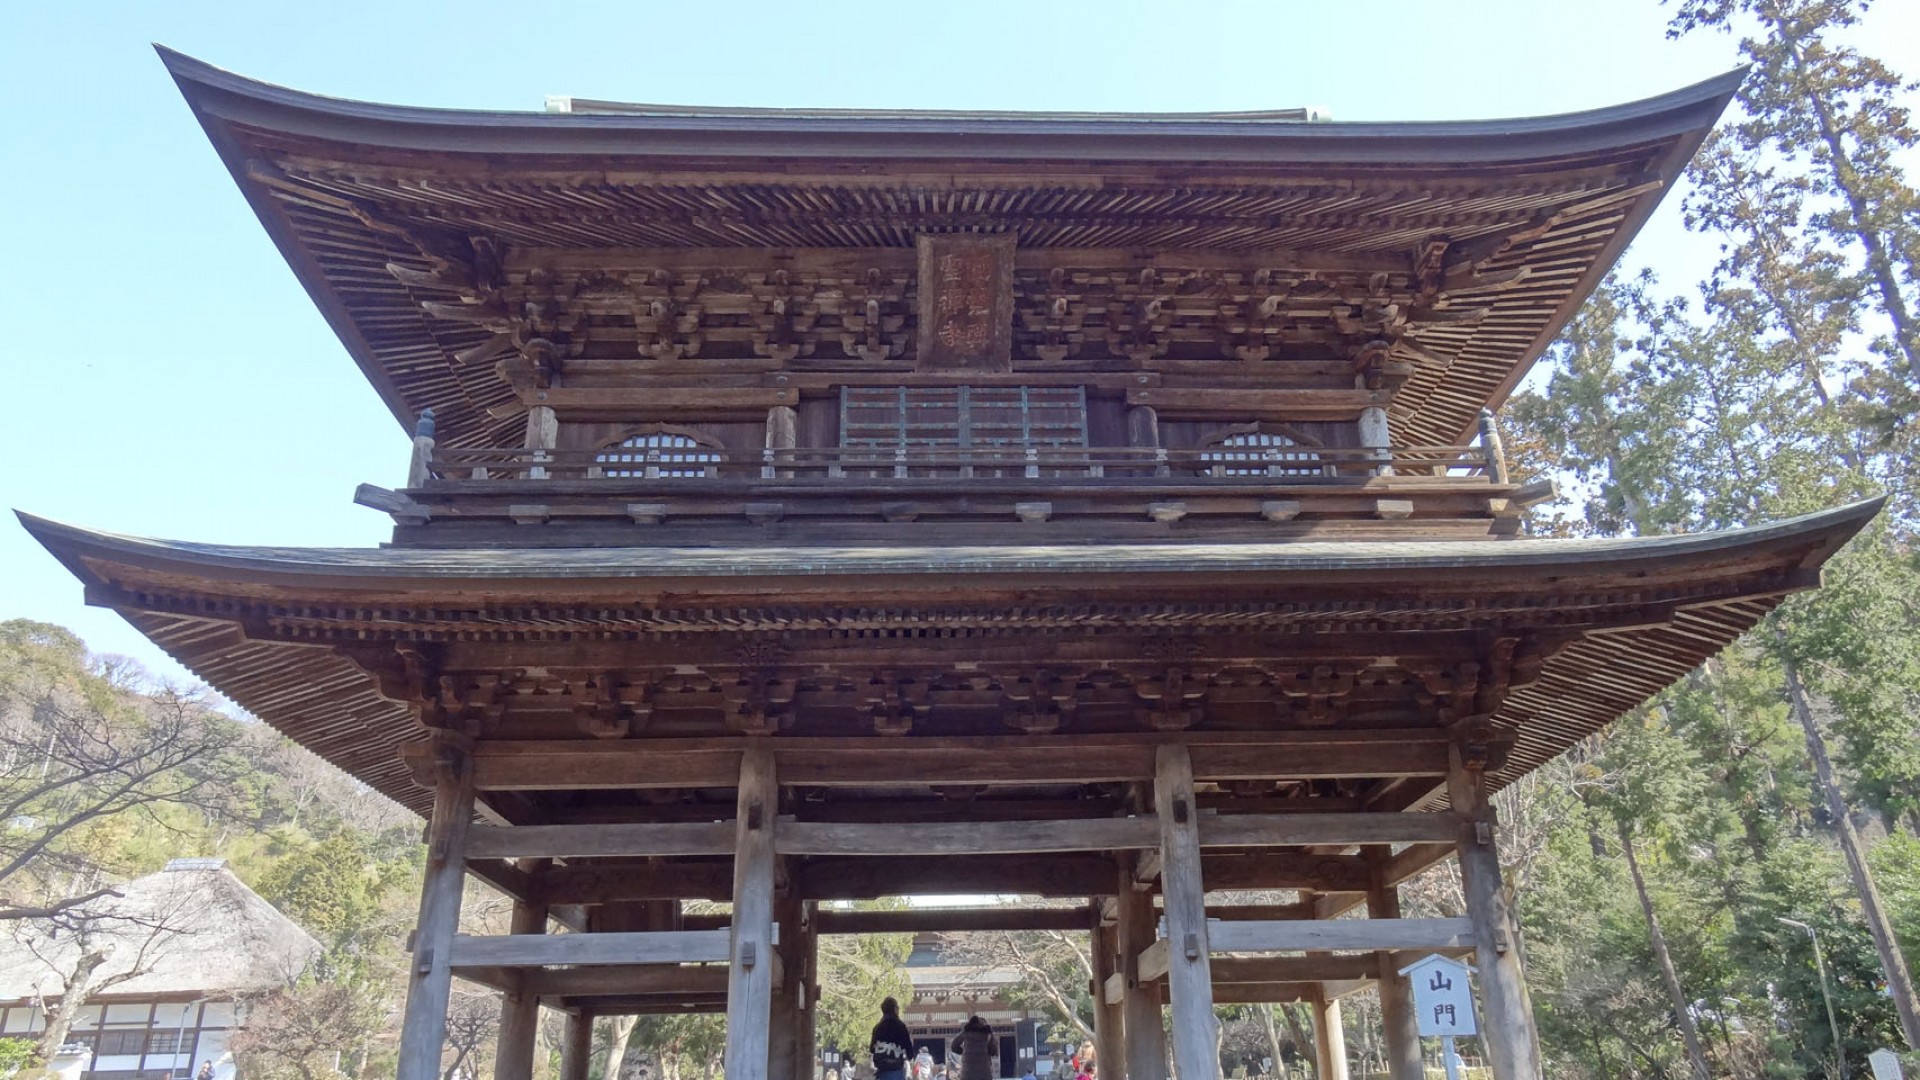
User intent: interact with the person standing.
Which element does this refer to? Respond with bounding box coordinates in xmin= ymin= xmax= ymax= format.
xmin=869 ymin=997 xmax=915 ymax=1080
xmin=950 ymin=1016 xmax=994 ymax=1080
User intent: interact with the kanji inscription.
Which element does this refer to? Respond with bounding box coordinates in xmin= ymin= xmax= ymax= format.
xmin=915 ymin=234 xmax=1015 ymax=371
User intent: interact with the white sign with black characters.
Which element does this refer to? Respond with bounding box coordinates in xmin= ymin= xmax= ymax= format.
xmin=1870 ymin=1048 xmax=1904 ymax=1080
xmin=1400 ymin=954 xmax=1478 ymax=1038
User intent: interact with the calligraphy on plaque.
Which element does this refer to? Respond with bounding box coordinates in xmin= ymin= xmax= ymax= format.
xmin=915 ymin=234 xmax=1015 ymax=371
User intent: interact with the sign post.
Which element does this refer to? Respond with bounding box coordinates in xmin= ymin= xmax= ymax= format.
xmin=1870 ymin=1048 xmax=1905 ymax=1080
xmin=1401 ymin=954 xmax=1478 ymax=1080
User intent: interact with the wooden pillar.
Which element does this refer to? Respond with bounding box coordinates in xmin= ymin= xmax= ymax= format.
xmin=558 ymin=1011 xmax=593 ymax=1080
xmin=765 ymin=405 xmax=797 ymax=478
xmin=1127 ymin=404 xmax=1166 ymax=476
xmin=1358 ymin=405 xmax=1392 ymax=476
xmin=725 ymin=744 xmax=780 ymax=1080
xmin=1154 ymin=745 xmax=1220 ymax=1080
xmin=1366 ymin=856 xmax=1423 ymax=1080
xmin=1116 ymin=856 xmax=1167 ymax=1080
xmin=1091 ymin=910 xmax=1125 ymax=1080
xmin=524 ymin=403 xmax=559 ymax=480
xmin=769 ymin=882 xmax=803 ymax=1080
xmin=396 ymin=745 xmax=474 ymax=1080
xmin=1449 ymin=745 xmax=1541 ymax=1080
xmin=1309 ymin=990 xmax=1348 ymax=1080
xmin=493 ymin=891 xmax=550 ymax=1080
xmin=798 ymin=902 xmax=820 ymax=1080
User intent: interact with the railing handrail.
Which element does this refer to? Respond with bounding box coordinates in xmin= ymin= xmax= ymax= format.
xmin=421 ymin=442 xmax=1494 ymax=484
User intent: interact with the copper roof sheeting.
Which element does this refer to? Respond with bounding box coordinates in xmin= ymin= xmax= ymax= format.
xmin=18 ymin=500 xmax=1878 ymax=816
xmin=159 ymin=48 xmax=1740 ymax=448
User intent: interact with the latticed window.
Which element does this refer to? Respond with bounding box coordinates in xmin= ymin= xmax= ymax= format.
xmin=1200 ymin=431 xmax=1324 ymax=477
xmin=839 ymin=386 xmax=1088 ymax=475
xmin=594 ymin=432 xmax=719 ymax=478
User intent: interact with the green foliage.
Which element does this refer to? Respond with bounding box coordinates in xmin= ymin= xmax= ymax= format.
xmin=0 ymin=1038 xmax=37 ymax=1078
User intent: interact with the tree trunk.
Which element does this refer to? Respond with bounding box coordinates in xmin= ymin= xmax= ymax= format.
xmin=1618 ymin=822 xmax=1713 ymax=1079
xmin=1779 ymin=630 xmax=1920 ymax=1048
xmin=36 ymin=946 xmax=109 ymax=1061
xmin=602 ymin=1016 xmax=638 ymax=1080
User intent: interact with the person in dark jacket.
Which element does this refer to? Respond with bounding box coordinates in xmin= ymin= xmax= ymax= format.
xmin=868 ymin=996 xmax=915 ymax=1080
xmin=950 ymin=1015 xmax=995 ymax=1080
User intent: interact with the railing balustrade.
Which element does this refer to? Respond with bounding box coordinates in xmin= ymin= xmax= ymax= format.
xmin=421 ymin=444 xmax=1496 ymax=484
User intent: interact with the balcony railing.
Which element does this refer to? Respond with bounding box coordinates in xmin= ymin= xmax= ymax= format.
xmin=419 ymin=445 xmax=1496 ymax=485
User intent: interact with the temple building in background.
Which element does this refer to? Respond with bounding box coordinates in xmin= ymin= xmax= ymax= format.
xmin=19 ymin=50 xmax=1878 ymax=1080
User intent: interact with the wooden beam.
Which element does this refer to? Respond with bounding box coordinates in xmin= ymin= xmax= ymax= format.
xmin=558 ymin=1011 xmax=592 ymax=1080
xmin=450 ymin=929 xmax=731 ymax=968
xmin=1368 ymin=866 xmax=1425 ymax=1080
xmin=539 ymin=862 xmax=733 ymax=904
xmin=1156 ymin=745 xmax=1222 ymax=1080
xmin=1126 ymin=387 xmax=1379 ymax=420
xmin=794 ymin=854 xmax=1115 ymax=900
xmin=467 ymin=821 xmax=735 ymax=860
xmin=396 ymin=749 xmax=474 ymax=1080
xmin=1212 ymin=982 xmax=1318 ymax=1005
xmin=725 ymin=745 xmax=779 ymax=1080
xmin=1380 ymin=841 xmax=1456 ymax=886
xmin=777 ymin=817 xmax=1156 ymax=856
xmin=1091 ymin=912 xmax=1125 ymax=1080
xmin=457 ymin=732 xmax=1453 ymax=792
xmin=1207 ymin=918 xmax=1474 ymax=953
xmin=522 ymin=964 xmax=730 ymax=998
xmin=1311 ymin=989 xmax=1350 ymax=1080
xmin=1198 ymin=812 xmax=1461 ymax=848
xmin=1210 ymin=955 xmax=1376 ymax=985
xmin=814 ymin=905 xmax=1092 ymax=935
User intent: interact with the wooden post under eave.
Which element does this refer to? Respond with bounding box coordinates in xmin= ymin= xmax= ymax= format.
xmin=768 ymin=882 xmax=803 ymax=1080
xmin=1367 ymin=860 xmax=1424 ymax=1080
xmin=725 ymin=744 xmax=780 ymax=1080
xmin=492 ymin=893 xmax=550 ymax=1080
xmin=1449 ymin=746 xmax=1542 ymax=1080
xmin=1091 ymin=911 xmax=1125 ymax=1079
xmin=396 ymin=746 xmax=475 ymax=1080
xmin=798 ymin=902 xmax=820 ymax=1080
xmin=524 ymin=404 xmax=558 ymax=480
xmin=558 ymin=1010 xmax=593 ymax=1080
xmin=1116 ymin=855 xmax=1168 ymax=1080
xmin=1155 ymin=745 xmax=1221 ymax=1080
xmin=1310 ymin=989 xmax=1349 ymax=1080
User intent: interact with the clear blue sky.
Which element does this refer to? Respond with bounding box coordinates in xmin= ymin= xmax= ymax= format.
xmin=2 ymin=0 xmax=1915 ymax=688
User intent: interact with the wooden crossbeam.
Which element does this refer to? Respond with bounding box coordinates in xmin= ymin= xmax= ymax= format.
xmin=815 ymin=906 xmax=1092 ymax=935
xmin=1197 ymin=812 xmax=1461 ymax=848
xmin=455 ymin=732 xmax=1454 ymax=792
xmin=467 ymin=822 xmax=734 ymax=860
xmin=536 ymin=862 xmax=733 ymax=904
xmin=448 ymin=929 xmax=731 ymax=968
xmin=1208 ymin=918 xmax=1475 ymax=953
xmin=777 ymin=817 xmax=1157 ymax=856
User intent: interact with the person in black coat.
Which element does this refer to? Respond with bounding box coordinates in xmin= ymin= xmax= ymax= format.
xmin=868 ymin=996 xmax=915 ymax=1080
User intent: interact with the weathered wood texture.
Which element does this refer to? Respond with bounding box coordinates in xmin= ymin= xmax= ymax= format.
xmin=1156 ymin=746 xmax=1221 ymax=1080
xmin=1205 ymin=918 xmax=1475 ymax=954
xmin=1451 ymin=748 xmax=1543 ymax=1080
xmin=814 ymin=905 xmax=1091 ymax=935
xmin=492 ymin=895 xmax=548 ymax=1080
xmin=1369 ymin=871 xmax=1426 ymax=1080
xmin=558 ymin=1011 xmax=592 ymax=1080
xmin=396 ymin=752 xmax=474 ymax=1080
xmin=724 ymin=745 xmax=779 ymax=1080
xmin=1091 ymin=914 xmax=1125 ymax=1080
xmin=1116 ymin=854 xmax=1168 ymax=1080
xmin=1311 ymin=989 xmax=1351 ymax=1080
xmin=450 ymin=929 xmax=731 ymax=968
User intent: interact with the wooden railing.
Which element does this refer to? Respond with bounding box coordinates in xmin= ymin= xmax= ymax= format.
xmin=421 ymin=444 xmax=1495 ymax=484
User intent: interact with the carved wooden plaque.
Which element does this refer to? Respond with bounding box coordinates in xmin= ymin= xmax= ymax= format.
xmin=915 ymin=234 xmax=1016 ymax=371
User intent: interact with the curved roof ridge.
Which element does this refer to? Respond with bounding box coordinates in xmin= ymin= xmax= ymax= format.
xmin=15 ymin=497 xmax=1884 ymax=583
xmin=156 ymin=44 xmax=1744 ymax=154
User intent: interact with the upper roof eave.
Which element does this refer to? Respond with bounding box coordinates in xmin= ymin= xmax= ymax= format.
xmin=157 ymin=45 xmax=1745 ymax=167
xmin=15 ymin=498 xmax=1882 ymax=600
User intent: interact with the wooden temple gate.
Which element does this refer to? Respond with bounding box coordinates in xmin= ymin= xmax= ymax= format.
xmin=20 ymin=49 xmax=1884 ymax=1080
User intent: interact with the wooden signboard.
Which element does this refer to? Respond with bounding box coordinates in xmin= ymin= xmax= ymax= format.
xmin=916 ymin=234 xmax=1015 ymax=372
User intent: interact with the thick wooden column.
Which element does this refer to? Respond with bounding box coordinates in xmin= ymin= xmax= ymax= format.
xmin=1154 ymin=745 xmax=1220 ymax=1080
xmin=1449 ymin=746 xmax=1541 ymax=1080
xmin=797 ymin=902 xmax=820 ymax=1080
xmin=725 ymin=744 xmax=780 ymax=1080
xmin=1116 ymin=857 xmax=1167 ymax=1080
xmin=396 ymin=746 xmax=475 ymax=1080
xmin=1091 ymin=911 xmax=1125 ymax=1079
xmin=769 ymin=882 xmax=803 ymax=1080
xmin=1367 ymin=859 xmax=1423 ymax=1080
xmin=1309 ymin=990 xmax=1348 ymax=1080
xmin=493 ymin=891 xmax=549 ymax=1080
xmin=558 ymin=1011 xmax=593 ymax=1080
